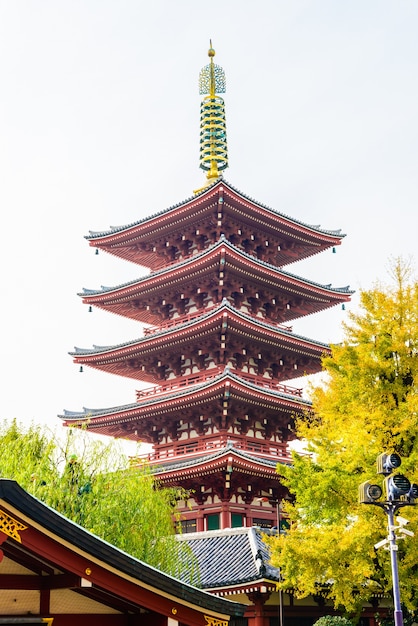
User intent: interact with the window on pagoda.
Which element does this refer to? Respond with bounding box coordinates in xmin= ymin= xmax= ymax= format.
xmin=231 ymin=513 xmax=244 ymax=528
xmin=252 ymin=517 xmax=273 ymax=529
xmin=180 ymin=518 xmax=197 ymax=533
xmin=205 ymin=513 xmax=220 ymax=531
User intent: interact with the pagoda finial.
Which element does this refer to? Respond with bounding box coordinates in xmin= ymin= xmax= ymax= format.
xmin=207 ymin=40 xmax=216 ymax=99
xmin=195 ymin=41 xmax=228 ymax=193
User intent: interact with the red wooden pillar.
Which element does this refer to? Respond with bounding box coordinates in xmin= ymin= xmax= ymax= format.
xmin=196 ymin=514 xmax=205 ymax=532
xmin=247 ymin=592 xmax=270 ymax=626
xmin=220 ymin=503 xmax=229 ymax=529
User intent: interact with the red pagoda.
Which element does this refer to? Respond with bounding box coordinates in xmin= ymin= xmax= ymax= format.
xmin=62 ymin=44 xmax=352 ymax=533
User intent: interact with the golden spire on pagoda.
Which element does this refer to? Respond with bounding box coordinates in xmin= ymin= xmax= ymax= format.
xmin=195 ymin=41 xmax=228 ymax=193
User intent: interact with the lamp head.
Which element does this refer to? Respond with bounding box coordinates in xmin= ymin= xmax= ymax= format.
xmin=377 ymin=452 xmax=402 ymax=475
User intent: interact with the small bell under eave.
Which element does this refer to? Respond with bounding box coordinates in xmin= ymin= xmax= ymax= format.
xmin=88 ymin=306 xmax=92 ymax=313
xmin=95 ymin=249 xmax=99 ymax=255
xmin=79 ymin=366 xmax=84 ymax=373
xmin=332 ymin=247 xmax=336 ymax=253
xmin=342 ymin=303 xmax=346 ymax=311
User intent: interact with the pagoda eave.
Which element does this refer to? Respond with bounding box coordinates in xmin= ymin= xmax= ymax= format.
xmin=61 ymin=370 xmax=311 ymax=442
xmin=149 ymin=447 xmax=290 ymax=503
xmin=153 ymin=450 xmax=282 ymax=483
xmin=87 ymin=180 xmax=346 ymax=269
xmin=71 ymin=302 xmax=330 ymax=382
xmin=80 ymin=238 xmax=352 ymax=325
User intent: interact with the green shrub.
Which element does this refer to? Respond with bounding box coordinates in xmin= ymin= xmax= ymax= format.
xmin=313 ymin=617 xmax=353 ymax=626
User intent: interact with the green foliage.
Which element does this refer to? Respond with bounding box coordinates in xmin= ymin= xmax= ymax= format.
xmin=266 ymin=259 xmax=418 ymax=612
xmin=313 ymin=617 xmax=353 ymax=626
xmin=0 ymin=420 xmax=197 ymax=579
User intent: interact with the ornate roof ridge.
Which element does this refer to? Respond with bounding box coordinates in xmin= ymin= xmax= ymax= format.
xmin=80 ymin=236 xmax=353 ymax=297
xmin=86 ymin=179 xmax=219 ymax=239
xmin=226 ymin=238 xmax=352 ymax=292
xmin=220 ymin=180 xmax=345 ymax=237
xmin=60 ymin=367 xmax=312 ymax=420
xmin=176 ymin=526 xmax=258 ymax=540
xmin=221 ymin=367 xmax=312 ymax=404
xmin=70 ymin=299 xmax=330 ymax=355
xmin=86 ymin=178 xmax=346 ymax=241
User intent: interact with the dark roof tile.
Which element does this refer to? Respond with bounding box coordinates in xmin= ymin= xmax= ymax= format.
xmin=177 ymin=527 xmax=280 ymax=589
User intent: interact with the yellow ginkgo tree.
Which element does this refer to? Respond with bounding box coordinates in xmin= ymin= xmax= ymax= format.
xmin=266 ymin=259 xmax=418 ymax=614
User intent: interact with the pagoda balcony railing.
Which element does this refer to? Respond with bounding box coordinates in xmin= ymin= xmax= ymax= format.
xmin=136 ymin=369 xmax=303 ymax=399
xmin=136 ymin=437 xmax=291 ymax=464
xmin=143 ymin=310 xmax=293 ymax=336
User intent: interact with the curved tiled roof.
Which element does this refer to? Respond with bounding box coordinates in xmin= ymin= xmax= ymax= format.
xmin=60 ymin=367 xmax=311 ymax=421
xmin=176 ymin=526 xmax=280 ymax=589
xmin=151 ymin=442 xmax=282 ymax=474
xmin=71 ymin=299 xmax=330 ymax=356
xmin=0 ymin=479 xmax=246 ymax=617
xmin=80 ymin=236 xmax=352 ymax=298
xmin=86 ymin=179 xmax=345 ymax=240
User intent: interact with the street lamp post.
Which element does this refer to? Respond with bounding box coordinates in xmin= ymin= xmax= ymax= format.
xmin=359 ymin=452 xmax=417 ymax=626
xmin=276 ymin=500 xmax=284 ymax=626
xmin=387 ymin=504 xmax=403 ymax=626
xmin=256 ymin=496 xmax=284 ymax=626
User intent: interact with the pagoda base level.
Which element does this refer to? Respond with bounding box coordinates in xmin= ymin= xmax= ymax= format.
xmin=176 ymin=498 xmax=287 ymax=533
xmin=143 ymin=442 xmax=290 ymax=531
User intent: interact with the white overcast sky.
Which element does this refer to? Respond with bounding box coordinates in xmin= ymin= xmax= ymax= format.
xmin=0 ymin=1 xmax=417 ymax=435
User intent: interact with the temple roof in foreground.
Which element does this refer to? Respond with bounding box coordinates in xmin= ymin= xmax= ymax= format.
xmin=0 ymin=479 xmax=246 ymax=621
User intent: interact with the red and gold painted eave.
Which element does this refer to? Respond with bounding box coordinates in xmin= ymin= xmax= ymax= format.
xmin=87 ymin=180 xmax=345 ymax=269
xmin=0 ymin=482 xmax=245 ymax=624
xmin=0 ymin=521 xmax=172 ymax=617
xmin=61 ymin=370 xmax=311 ymax=442
xmin=80 ymin=238 xmax=352 ymax=325
xmin=71 ymin=303 xmax=330 ymax=383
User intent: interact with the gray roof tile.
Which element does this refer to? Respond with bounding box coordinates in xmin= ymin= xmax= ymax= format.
xmin=177 ymin=527 xmax=280 ymax=589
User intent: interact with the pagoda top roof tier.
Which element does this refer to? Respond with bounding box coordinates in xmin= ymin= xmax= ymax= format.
xmin=87 ymin=179 xmax=345 ymax=270
xmin=70 ymin=299 xmax=329 ymax=383
xmin=60 ymin=367 xmax=311 ymax=442
xmin=81 ymin=237 xmax=352 ymax=325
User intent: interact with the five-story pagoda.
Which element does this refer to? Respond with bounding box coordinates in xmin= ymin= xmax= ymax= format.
xmin=62 ymin=44 xmax=352 ymax=532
